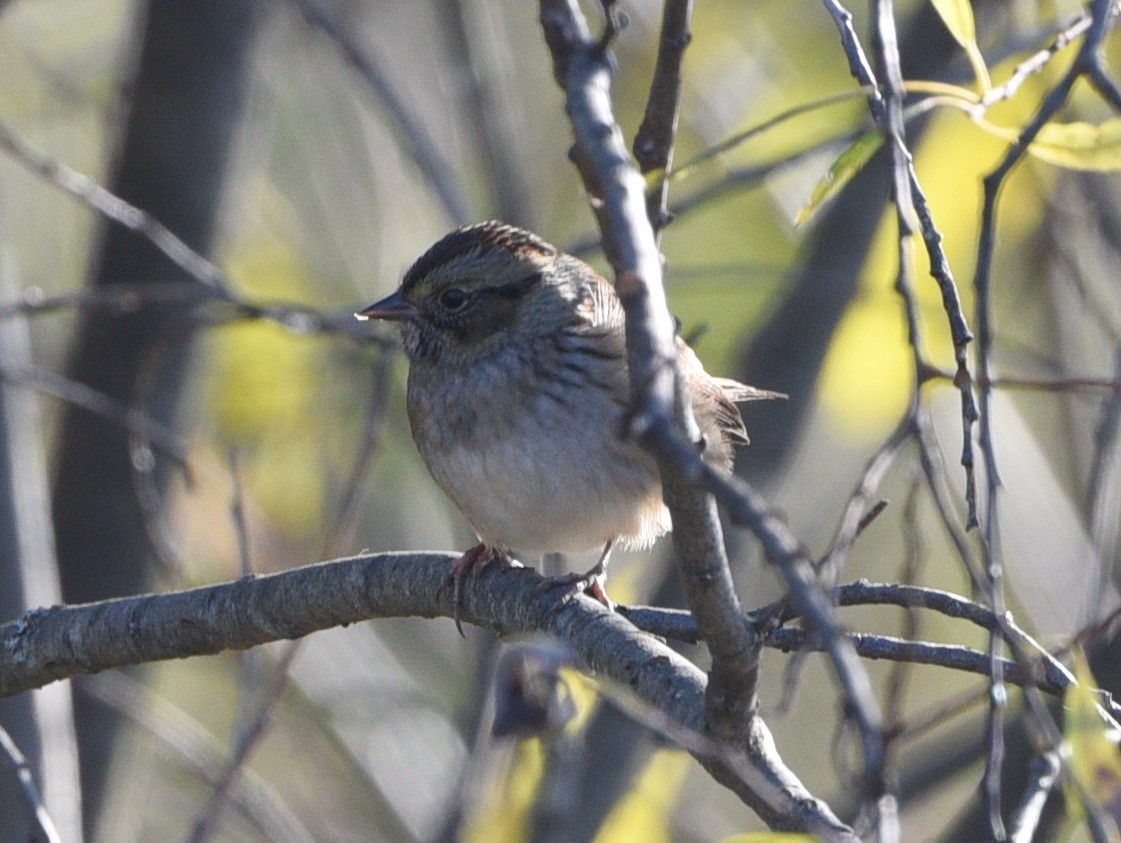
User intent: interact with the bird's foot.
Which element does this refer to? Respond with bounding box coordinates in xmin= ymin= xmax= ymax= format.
xmin=446 ymin=544 xmax=514 ymax=637
xmin=534 ymin=564 xmax=615 ymax=612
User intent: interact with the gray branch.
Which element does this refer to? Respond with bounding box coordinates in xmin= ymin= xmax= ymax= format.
xmin=0 ymin=552 xmax=856 ymax=840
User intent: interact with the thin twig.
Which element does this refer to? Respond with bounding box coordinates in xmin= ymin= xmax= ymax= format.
xmin=971 ymin=0 xmax=1120 ymax=833
xmin=185 ymin=450 xmax=264 ymax=843
xmin=0 ymin=723 xmax=61 ymax=843
xmin=290 ymin=0 xmax=471 ymax=225
xmin=820 ymin=0 xmax=978 ymax=527
xmin=624 ymin=578 xmax=1082 ymax=699
xmin=184 ymin=645 xmax=300 ymax=843
xmin=817 ymin=416 xmax=910 ymax=584
xmin=632 ymin=0 xmax=693 ymax=234
xmin=323 ymin=348 xmax=396 ymax=557
xmin=1007 ymin=751 xmax=1060 ymax=843
xmin=883 ymin=475 xmax=926 ymax=745
xmin=0 ymin=119 xmax=230 ymax=293
xmin=0 ymin=360 xmax=190 ymax=467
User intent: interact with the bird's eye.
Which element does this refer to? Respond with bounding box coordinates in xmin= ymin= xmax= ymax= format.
xmin=438 ymin=288 xmax=469 ymax=312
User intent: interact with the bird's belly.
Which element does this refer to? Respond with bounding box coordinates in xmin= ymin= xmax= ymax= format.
xmin=415 ymin=394 xmax=667 ymax=554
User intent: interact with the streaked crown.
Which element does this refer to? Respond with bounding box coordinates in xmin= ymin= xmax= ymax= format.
xmin=402 ymin=221 xmax=555 ymax=296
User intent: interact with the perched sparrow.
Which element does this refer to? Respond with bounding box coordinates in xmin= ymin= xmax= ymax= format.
xmin=357 ymin=221 xmax=781 ymax=633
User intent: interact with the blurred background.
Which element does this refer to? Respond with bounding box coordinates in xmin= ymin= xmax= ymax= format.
xmin=0 ymin=0 xmax=1120 ymax=840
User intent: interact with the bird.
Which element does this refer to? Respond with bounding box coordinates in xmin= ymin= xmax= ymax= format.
xmin=356 ymin=221 xmax=782 ymax=634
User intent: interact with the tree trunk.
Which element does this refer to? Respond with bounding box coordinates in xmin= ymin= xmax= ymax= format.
xmin=50 ymin=3 xmax=259 ymax=834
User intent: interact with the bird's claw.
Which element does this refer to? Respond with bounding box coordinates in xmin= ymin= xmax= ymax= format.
xmin=446 ymin=545 xmax=517 ymax=637
xmin=534 ymin=569 xmax=615 ymax=613
xmin=446 ymin=543 xmax=488 ymax=638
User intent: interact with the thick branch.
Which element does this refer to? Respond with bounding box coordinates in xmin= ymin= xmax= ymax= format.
xmin=0 ymin=553 xmax=855 ymax=839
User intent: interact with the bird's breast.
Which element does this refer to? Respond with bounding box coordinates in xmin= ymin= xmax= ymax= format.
xmin=405 ymin=353 xmax=668 ymax=554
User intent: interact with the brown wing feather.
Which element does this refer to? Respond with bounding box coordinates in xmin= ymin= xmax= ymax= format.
xmin=573 ymin=260 xmax=785 ymax=463
xmin=581 ymin=271 xmax=625 ymax=331
xmin=678 ymin=338 xmax=786 ymax=464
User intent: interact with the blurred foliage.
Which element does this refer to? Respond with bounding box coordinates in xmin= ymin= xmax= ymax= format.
xmin=210 ymin=192 xmax=331 ymax=535
xmin=593 ymin=749 xmax=691 ymax=842
xmin=1063 ymin=653 xmax=1121 ymax=833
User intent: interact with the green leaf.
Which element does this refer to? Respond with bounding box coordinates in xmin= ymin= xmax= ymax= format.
xmin=795 ymin=130 xmax=884 ymax=226
xmin=930 ymin=0 xmax=991 ymax=92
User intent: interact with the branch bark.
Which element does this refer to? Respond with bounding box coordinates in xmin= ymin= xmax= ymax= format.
xmin=0 ymin=553 xmax=856 ymax=839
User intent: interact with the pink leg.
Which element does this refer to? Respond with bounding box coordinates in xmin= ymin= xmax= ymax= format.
xmin=534 ymin=540 xmax=616 ymax=611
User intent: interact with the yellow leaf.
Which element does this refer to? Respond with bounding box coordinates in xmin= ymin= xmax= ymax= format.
xmin=930 ymin=0 xmax=976 ymax=48
xmin=795 ymin=130 xmax=883 ymax=227
xmin=1064 ymin=651 xmax=1121 ymax=822
xmin=462 ymin=739 xmax=545 ymax=843
xmin=644 ymin=167 xmax=667 ymax=193
xmin=1028 ymin=119 xmax=1121 ymax=172
xmin=973 ymin=115 xmax=1121 ymax=172
xmin=595 ymin=750 xmax=692 ymax=843
xmin=930 ymin=0 xmax=991 ymax=92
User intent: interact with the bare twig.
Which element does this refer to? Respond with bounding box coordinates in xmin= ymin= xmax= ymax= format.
xmin=184 ymin=645 xmax=299 ymax=843
xmin=971 ymin=0 xmax=1120 ymax=833
xmin=623 ymin=601 xmax=1067 ymax=695
xmin=290 ymin=0 xmax=471 ymax=225
xmin=1007 ymin=751 xmax=1060 ymax=843
xmin=622 ymin=578 xmax=1081 ymax=699
xmin=185 ymin=450 xmax=265 ymax=843
xmin=0 ymin=120 xmax=230 ymax=294
xmin=883 ymin=475 xmax=926 ymax=744
xmin=817 ymin=416 xmax=910 ymax=584
xmin=0 ymin=360 xmax=190 ymax=467
xmin=632 ymin=0 xmax=693 ymax=234
xmin=820 ymin=0 xmax=978 ymax=527
xmin=980 ymin=11 xmax=1095 ymax=109
xmin=0 ymin=280 xmax=388 ymax=349
xmin=0 ymin=724 xmax=61 ymax=843
xmin=323 ymin=349 xmax=396 ymax=556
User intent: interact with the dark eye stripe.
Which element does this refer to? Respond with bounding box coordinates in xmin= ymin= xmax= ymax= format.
xmin=482 ymin=270 xmax=543 ymax=300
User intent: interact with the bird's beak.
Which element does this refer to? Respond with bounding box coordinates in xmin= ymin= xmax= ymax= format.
xmin=355 ymin=291 xmax=414 ymax=322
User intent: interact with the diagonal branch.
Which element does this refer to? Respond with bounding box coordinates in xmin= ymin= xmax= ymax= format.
xmin=538 ymin=0 xmax=762 ymax=753
xmin=539 ymin=2 xmax=888 ymax=816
